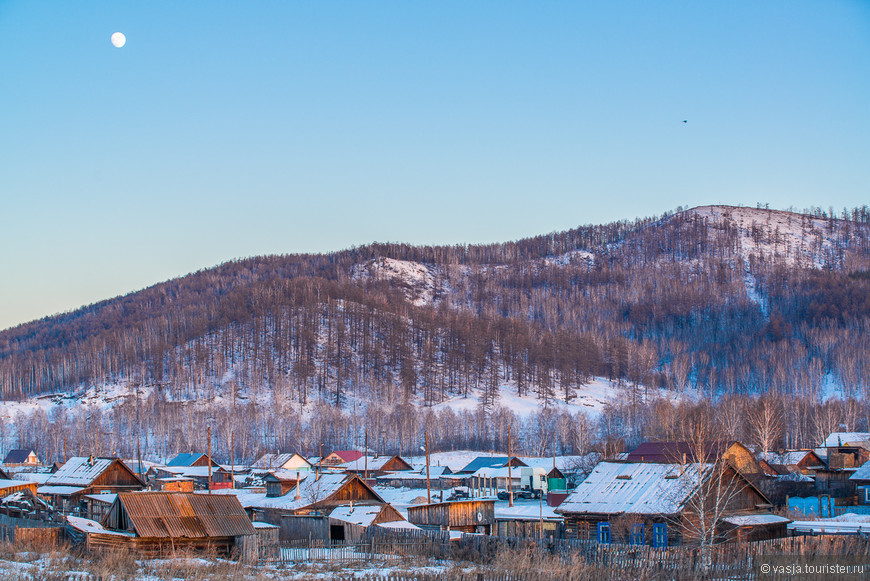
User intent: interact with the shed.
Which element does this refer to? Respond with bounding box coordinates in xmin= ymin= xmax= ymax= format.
xmin=97 ymin=492 xmax=256 ymax=557
xmin=327 ymin=503 xmax=405 ymax=542
xmin=407 ymin=499 xmax=495 ymax=534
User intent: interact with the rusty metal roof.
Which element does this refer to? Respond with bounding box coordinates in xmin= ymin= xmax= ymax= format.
xmin=116 ymin=492 xmax=255 ymax=539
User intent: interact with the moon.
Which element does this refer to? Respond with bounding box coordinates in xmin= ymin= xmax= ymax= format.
xmin=111 ymin=32 xmax=126 ymax=48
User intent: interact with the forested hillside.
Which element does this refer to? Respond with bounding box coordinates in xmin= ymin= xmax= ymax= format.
xmin=2 ymin=204 xmax=870 ymax=462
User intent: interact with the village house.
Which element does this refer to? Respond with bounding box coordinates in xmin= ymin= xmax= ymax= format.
xmin=147 ymin=465 xmax=234 ymax=491
xmin=340 ymin=455 xmax=414 ymax=479
xmin=318 ymin=450 xmax=364 ymax=468
xmin=166 ymin=453 xmax=220 ymax=468
xmin=70 ymin=492 xmax=256 ymax=559
xmin=813 ymin=432 xmax=870 ymax=497
xmin=757 ymin=450 xmax=824 ymax=477
xmin=238 ymin=472 xmax=386 ymax=540
xmin=627 ymin=441 xmax=764 ymax=477
xmin=251 ymin=453 xmax=314 ymax=472
xmin=3 ymin=450 xmax=40 ymax=467
xmin=555 ymin=461 xmax=772 ymax=547
xmin=37 ymin=457 xmax=145 ymax=515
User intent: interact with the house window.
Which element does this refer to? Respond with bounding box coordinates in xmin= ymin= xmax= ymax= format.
xmin=597 ymin=522 xmax=611 ymax=544
xmin=652 ymin=523 xmax=667 ymax=548
xmin=630 ymin=523 xmax=645 ymax=546
xmin=865 ymin=487 xmax=870 ymax=504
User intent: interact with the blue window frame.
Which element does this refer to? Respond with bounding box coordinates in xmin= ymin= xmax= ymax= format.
xmin=597 ymin=522 xmax=611 ymax=544
xmin=652 ymin=523 xmax=667 ymax=548
xmin=630 ymin=523 xmax=645 ymax=545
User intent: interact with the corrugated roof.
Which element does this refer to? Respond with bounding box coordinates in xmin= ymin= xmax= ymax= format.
xmin=556 ymin=462 xmax=712 ymax=516
xmin=45 ymin=457 xmax=114 ymax=487
xmin=116 ymin=492 xmax=255 ymax=539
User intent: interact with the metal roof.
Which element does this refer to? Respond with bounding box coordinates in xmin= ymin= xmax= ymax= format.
xmin=167 ymin=453 xmax=208 ymax=467
xmin=115 ymin=492 xmax=255 ymax=539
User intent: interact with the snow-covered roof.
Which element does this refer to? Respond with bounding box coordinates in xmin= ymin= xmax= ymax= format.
xmin=37 ymin=485 xmax=85 ymax=496
xmin=0 ymin=479 xmax=35 ymax=491
xmin=824 ymin=433 xmax=870 ymax=448
xmin=252 ymin=453 xmax=312 ymax=470
xmin=788 ymin=520 xmax=870 ymax=535
xmin=757 ymin=451 xmax=819 ymax=466
xmin=495 ymin=504 xmax=560 ymax=521
xmin=253 ymin=521 xmax=279 ymax=529
xmin=556 ymin=462 xmax=711 ymax=516
xmin=45 ymin=457 xmax=115 ymax=487
xmin=850 ymin=461 xmax=870 ymax=481
xmin=329 ymin=505 xmax=383 ymax=527
xmin=723 ymin=515 xmax=790 ymax=526
xmin=67 ymin=516 xmax=133 ymax=537
xmin=377 ymin=520 xmax=421 ymax=531
xmin=241 ymin=473 xmax=380 ymax=512
xmin=84 ymin=493 xmax=117 ymax=504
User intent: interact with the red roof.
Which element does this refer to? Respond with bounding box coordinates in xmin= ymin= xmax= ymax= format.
xmin=331 ymin=450 xmax=364 ymax=463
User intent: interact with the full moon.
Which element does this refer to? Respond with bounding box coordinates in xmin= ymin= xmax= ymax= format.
xmin=111 ymin=32 xmax=126 ymax=48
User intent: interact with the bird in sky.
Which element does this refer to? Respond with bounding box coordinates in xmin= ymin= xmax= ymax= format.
xmin=682 ymin=120 xmax=687 ymax=124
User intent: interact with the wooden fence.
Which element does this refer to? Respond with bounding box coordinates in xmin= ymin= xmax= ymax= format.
xmin=267 ymin=529 xmax=870 ymax=580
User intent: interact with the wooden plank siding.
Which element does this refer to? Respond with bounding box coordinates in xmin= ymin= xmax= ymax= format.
xmin=408 ymin=500 xmax=495 ymax=534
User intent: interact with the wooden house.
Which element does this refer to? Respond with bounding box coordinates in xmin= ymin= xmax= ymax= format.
xmin=166 ymin=453 xmax=220 ymax=468
xmin=341 ymin=455 xmax=414 ymax=478
xmin=252 ymin=453 xmax=314 ymax=472
xmin=814 ymin=432 xmax=870 ymax=497
xmin=627 ymin=441 xmax=764 ymax=477
xmin=83 ymin=492 xmax=256 ymax=558
xmin=243 ymin=473 xmax=386 ymax=540
xmin=3 ymin=450 xmax=40 ymax=467
xmin=555 ymin=462 xmax=772 ymax=547
xmin=407 ymin=499 xmax=495 ymax=534
xmin=148 ymin=465 xmax=233 ymax=491
xmin=153 ymin=477 xmax=195 ymax=493
xmin=319 ymin=450 xmax=364 ymax=467
xmin=757 ymin=450 xmax=824 ymax=476
xmin=38 ymin=457 xmax=145 ymax=515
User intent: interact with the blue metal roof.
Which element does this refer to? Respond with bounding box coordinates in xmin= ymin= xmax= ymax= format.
xmin=166 ymin=453 xmax=206 ymax=467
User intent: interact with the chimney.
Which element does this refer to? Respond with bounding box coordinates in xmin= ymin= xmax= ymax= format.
xmin=295 ymin=472 xmax=301 ymax=500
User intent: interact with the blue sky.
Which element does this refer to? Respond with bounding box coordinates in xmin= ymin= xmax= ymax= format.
xmin=1 ymin=1 xmax=869 ymax=330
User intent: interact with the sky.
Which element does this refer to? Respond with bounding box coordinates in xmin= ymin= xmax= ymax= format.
xmin=1 ymin=1 xmax=869 ymax=330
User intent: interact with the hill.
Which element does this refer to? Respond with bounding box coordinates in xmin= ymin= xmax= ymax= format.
xmin=1 ymin=204 xmax=869 ymax=461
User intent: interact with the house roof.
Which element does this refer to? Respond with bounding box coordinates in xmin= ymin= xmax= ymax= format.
xmin=457 ymin=456 xmax=512 ymax=474
xmin=849 ymin=461 xmax=870 ymax=482
xmin=824 ymin=433 xmax=870 ymax=448
xmin=757 ymin=451 xmax=822 ymax=467
xmin=555 ymin=462 xmax=712 ymax=516
xmin=3 ymin=450 xmax=36 ymax=465
xmin=329 ymin=505 xmax=384 ymax=527
xmin=241 ymin=473 xmax=383 ymax=512
xmin=328 ymin=450 xmax=364 ymax=463
xmin=252 ymin=453 xmax=313 ymax=470
xmin=113 ymin=492 xmax=255 ymax=538
xmin=45 ymin=457 xmax=120 ymax=487
xmin=342 ymin=455 xmax=412 ymax=472
xmin=166 ymin=453 xmax=210 ymax=467
xmin=626 ymin=441 xmax=737 ymax=463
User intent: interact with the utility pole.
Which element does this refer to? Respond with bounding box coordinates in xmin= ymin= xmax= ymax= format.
xmin=207 ymin=426 xmax=212 ymax=495
xmin=508 ymin=423 xmax=513 ymax=507
xmin=230 ymin=431 xmax=235 ymax=491
xmin=364 ymin=428 xmax=368 ymax=482
xmin=425 ymin=429 xmax=431 ymax=504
